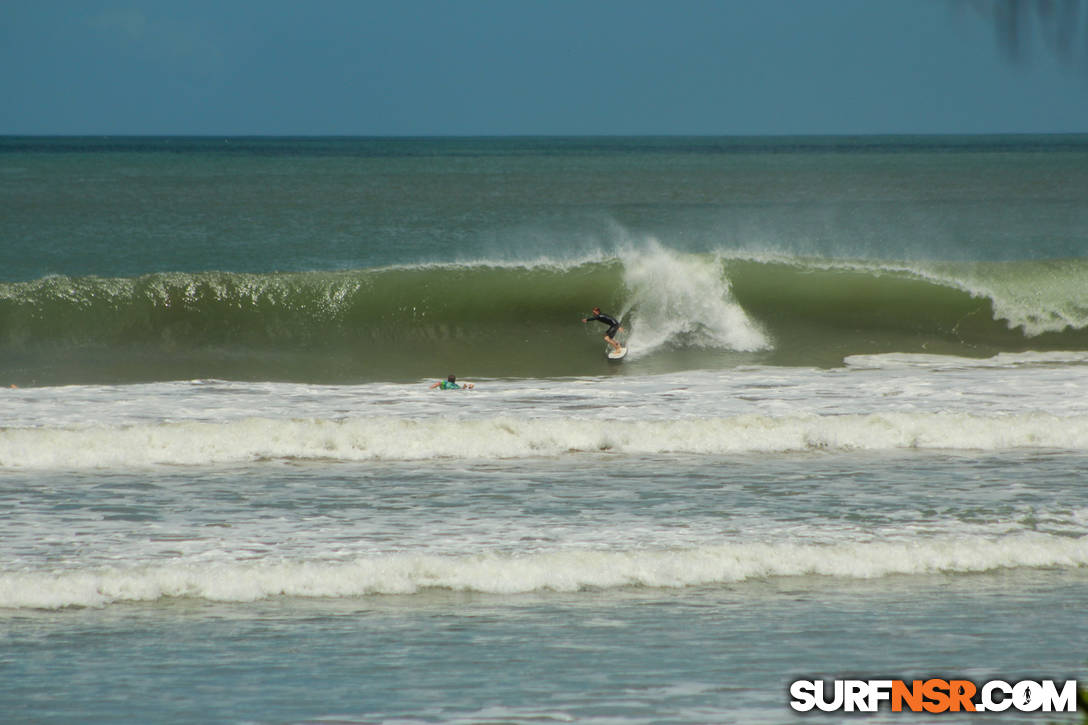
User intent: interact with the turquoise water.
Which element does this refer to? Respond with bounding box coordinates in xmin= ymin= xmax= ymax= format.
xmin=1 ymin=136 xmax=1087 ymax=723
xmin=7 ymin=571 xmax=1087 ymax=724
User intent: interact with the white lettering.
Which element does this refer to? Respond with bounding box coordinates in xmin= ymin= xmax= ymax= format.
xmin=816 ymin=680 xmax=844 ymax=712
xmin=789 ymin=680 xmax=817 ymax=712
xmin=1014 ymin=680 xmax=1043 ymax=712
xmin=844 ymin=680 xmax=869 ymax=712
xmin=982 ymin=680 xmax=1012 ymax=712
xmin=868 ymin=680 xmax=893 ymax=711
xmin=1042 ymin=680 xmax=1079 ymax=713
xmin=791 ymin=677 xmax=1079 ymax=714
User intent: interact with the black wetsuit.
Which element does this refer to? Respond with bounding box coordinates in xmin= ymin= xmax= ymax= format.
xmin=587 ymin=312 xmax=621 ymax=339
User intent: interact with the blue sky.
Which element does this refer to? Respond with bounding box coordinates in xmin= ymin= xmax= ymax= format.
xmin=2 ymin=0 xmax=1086 ymax=135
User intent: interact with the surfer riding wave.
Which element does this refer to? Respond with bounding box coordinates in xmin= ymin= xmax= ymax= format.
xmin=582 ymin=307 xmax=624 ymax=355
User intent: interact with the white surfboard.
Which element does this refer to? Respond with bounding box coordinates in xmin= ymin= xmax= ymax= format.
xmin=607 ymin=346 xmax=628 ymax=360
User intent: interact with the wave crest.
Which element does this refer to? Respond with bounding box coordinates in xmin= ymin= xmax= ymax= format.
xmin=3 ymin=250 xmax=1088 ymax=384
xmin=4 ymin=533 xmax=1085 ymax=609
xmin=5 ymin=412 xmax=1088 ymax=468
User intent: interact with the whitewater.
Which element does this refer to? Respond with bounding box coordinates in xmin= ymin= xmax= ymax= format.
xmin=4 ymin=355 xmax=1088 ymax=468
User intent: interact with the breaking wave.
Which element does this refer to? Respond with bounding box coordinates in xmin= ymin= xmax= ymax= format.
xmin=2 ymin=247 xmax=1087 ymax=384
xmin=3 ymin=533 xmax=1085 ymax=609
xmin=4 ymin=412 xmax=1088 ymax=469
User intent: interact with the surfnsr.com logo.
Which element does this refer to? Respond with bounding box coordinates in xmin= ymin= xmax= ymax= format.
xmin=789 ymin=678 xmax=1080 ymax=713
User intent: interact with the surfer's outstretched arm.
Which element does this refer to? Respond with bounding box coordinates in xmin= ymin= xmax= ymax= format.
xmin=583 ymin=307 xmax=624 ymax=354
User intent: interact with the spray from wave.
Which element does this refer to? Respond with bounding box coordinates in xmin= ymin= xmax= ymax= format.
xmin=619 ymin=240 xmax=769 ymax=356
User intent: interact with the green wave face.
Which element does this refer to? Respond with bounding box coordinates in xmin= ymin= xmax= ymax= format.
xmin=2 ymin=252 xmax=1087 ymax=385
xmin=0 ymin=263 xmax=627 ymax=384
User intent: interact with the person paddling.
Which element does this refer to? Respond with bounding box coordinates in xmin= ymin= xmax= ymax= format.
xmin=430 ymin=374 xmax=474 ymax=390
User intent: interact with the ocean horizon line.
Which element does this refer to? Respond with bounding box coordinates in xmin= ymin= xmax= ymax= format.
xmin=4 ymin=131 xmax=1088 ymax=141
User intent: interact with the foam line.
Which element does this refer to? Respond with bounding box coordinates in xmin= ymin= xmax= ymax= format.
xmin=4 ymin=412 xmax=1088 ymax=468
xmin=3 ymin=533 xmax=1085 ymax=609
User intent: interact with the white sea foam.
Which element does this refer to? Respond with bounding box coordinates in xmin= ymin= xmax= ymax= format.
xmin=5 ymin=359 xmax=1088 ymax=434
xmin=620 ymin=241 xmax=770 ymax=355
xmin=3 ymin=533 xmax=1084 ymax=609
xmin=3 ymin=412 xmax=1088 ymax=469
xmin=844 ymin=351 xmax=1088 ymax=370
